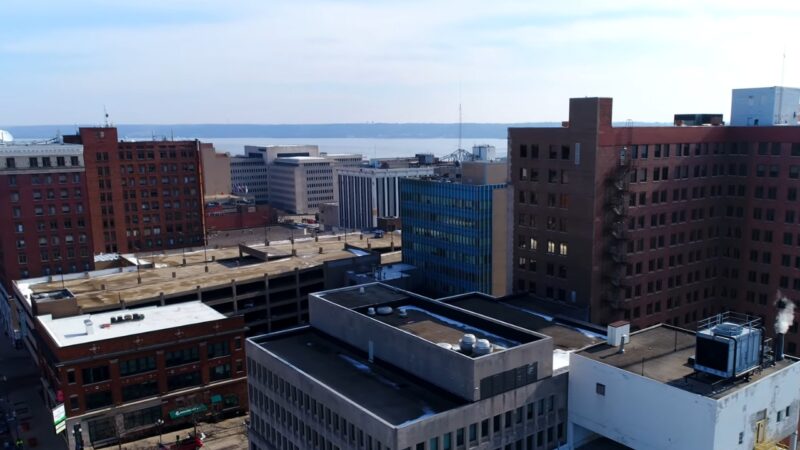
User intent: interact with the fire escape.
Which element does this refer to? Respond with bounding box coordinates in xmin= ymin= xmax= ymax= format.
xmin=603 ymin=148 xmax=634 ymax=309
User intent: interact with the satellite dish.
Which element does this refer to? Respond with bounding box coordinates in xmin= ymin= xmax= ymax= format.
xmin=0 ymin=130 xmax=13 ymax=143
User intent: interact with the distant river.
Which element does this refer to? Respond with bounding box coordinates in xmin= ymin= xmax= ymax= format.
xmin=205 ymin=138 xmax=508 ymax=159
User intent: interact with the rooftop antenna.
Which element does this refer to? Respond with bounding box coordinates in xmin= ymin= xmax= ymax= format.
xmin=103 ymin=106 xmax=110 ymax=128
xmin=458 ymin=103 xmax=463 ymax=152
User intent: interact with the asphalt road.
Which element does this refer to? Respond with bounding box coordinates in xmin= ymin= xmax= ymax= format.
xmin=0 ymin=333 xmax=65 ymax=449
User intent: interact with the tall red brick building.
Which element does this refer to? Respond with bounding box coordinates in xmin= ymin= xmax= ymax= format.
xmin=0 ymin=142 xmax=95 ymax=288
xmin=65 ymin=127 xmax=206 ymax=254
xmin=510 ymin=97 xmax=800 ymax=353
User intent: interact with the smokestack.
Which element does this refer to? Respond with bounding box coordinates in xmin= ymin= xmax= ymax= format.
xmin=776 ymin=333 xmax=786 ymax=362
xmin=774 ymin=291 xmax=795 ymax=362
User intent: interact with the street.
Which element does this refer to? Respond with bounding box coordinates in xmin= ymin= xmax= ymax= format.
xmin=0 ymin=332 xmax=65 ymax=450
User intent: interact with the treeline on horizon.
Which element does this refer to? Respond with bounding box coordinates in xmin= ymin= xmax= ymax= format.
xmin=4 ymin=122 xmax=666 ymax=140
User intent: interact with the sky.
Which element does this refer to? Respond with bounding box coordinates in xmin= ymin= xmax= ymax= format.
xmin=2 ymin=0 xmax=800 ymax=125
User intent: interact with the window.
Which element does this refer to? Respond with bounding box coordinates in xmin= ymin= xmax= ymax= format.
xmin=82 ymin=365 xmax=110 ymax=384
xmin=119 ymin=356 xmax=156 ymax=376
xmin=210 ymin=363 xmax=231 ymax=381
xmin=123 ymin=405 xmax=162 ymax=429
xmin=208 ymin=340 xmax=230 ymax=358
xmin=165 ymin=346 xmax=199 ymax=367
xmin=121 ymin=380 xmax=159 ymax=401
xmin=596 ymin=383 xmax=606 ymax=396
xmin=167 ymin=370 xmax=201 ymax=390
xmin=85 ymin=390 xmax=113 ymax=411
xmin=67 ymin=369 xmax=76 ymax=384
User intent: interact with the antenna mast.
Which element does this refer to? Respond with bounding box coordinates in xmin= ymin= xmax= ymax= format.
xmin=458 ymin=103 xmax=463 ymax=151
xmin=103 ymin=106 xmax=110 ymax=128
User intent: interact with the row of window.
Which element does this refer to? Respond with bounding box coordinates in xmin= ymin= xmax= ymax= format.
xmin=6 ymin=155 xmax=81 ymax=169
xmin=5 ymin=172 xmax=81 ymax=185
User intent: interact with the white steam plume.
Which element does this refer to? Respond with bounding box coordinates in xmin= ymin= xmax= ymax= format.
xmin=775 ymin=291 xmax=795 ymax=334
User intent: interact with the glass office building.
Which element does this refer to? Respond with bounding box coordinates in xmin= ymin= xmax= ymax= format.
xmin=400 ymin=176 xmax=508 ymax=296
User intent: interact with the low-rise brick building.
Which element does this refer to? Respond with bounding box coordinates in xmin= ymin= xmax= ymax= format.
xmin=35 ymin=300 xmax=247 ymax=448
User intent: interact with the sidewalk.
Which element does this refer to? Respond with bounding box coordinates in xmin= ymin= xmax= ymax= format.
xmin=106 ymin=415 xmax=249 ymax=450
xmin=0 ymin=333 xmax=66 ymax=450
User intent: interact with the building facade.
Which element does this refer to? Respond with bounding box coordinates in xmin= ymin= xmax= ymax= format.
xmin=400 ymin=161 xmax=510 ymax=297
xmin=338 ymin=166 xmax=435 ymax=230
xmin=509 ymin=97 xmax=800 ymax=354
xmin=268 ymin=157 xmax=337 ymax=214
xmin=569 ymin=319 xmax=800 ymax=449
xmin=201 ymin=145 xmax=231 ymax=197
xmin=0 ymin=142 xmax=95 ymax=289
xmin=34 ymin=301 xmax=247 ymax=448
xmin=247 ymin=283 xmax=569 ymax=450
xmin=64 ymin=127 xmax=206 ymax=254
xmin=731 ymin=86 xmax=800 ymax=126
xmin=231 ymin=153 xmax=269 ymax=203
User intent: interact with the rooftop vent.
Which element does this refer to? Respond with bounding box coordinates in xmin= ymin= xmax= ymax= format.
xmin=473 ymin=339 xmax=492 ymax=356
xmin=459 ymin=334 xmax=477 ymax=354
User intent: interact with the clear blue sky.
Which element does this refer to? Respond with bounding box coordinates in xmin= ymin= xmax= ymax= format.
xmin=2 ymin=0 xmax=799 ymax=125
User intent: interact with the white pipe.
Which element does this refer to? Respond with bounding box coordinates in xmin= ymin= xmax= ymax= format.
xmin=790 ymin=430 xmax=797 ymax=450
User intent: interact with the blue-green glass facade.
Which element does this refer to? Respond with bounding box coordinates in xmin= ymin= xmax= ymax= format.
xmin=400 ymin=178 xmax=505 ymax=296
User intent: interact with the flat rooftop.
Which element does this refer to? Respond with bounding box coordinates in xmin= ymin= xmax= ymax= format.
xmin=319 ymin=284 xmax=541 ymax=356
xmin=252 ymin=327 xmax=466 ymax=426
xmin=443 ymin=295 xmax=602 ymax=351
xmin=38 ymin=301 xmax=225 ymax=347
xmin=17 ymin=233 xmax=400 ymax=312
xmin=577 ymin=324 xmax=797 ymax=399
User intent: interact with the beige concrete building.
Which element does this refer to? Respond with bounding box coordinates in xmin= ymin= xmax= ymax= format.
xmin=201 ymin=144 xmax=231 ymax=197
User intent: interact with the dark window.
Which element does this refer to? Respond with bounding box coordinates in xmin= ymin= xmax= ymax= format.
xmin=167 ymin=371 xmax=201 ymax=390
xmin=119 ymin=356 xmax=156 ymax=376
xmin=165 ymin=347 xmax=199 ymax=367
xmin=123 ymin=405 xmax=162 ymax=429
xmin=596 ymin=383 xmax=606 ymax=395
xmin=85 ymin=390 xmax=113 ymax=411
xmin=210 ymin=363 xmax=231 ymax=381
xmin=121 ymin=380 xmax=159 ymax=401
xmin=207 ymin=341 xmax=230 ymax=358
xmin=82 ymin=365 xmax=110 ymax=384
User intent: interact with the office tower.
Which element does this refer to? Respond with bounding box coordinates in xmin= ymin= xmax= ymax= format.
xmin=400 ymin=161 xmax=510 ymax=296
xmin=338 ymin=166 xmax=435 ymax=230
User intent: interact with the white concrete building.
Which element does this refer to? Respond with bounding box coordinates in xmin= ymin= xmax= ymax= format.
xmin=268 ymin=156 xmax=341 ymax=214
xmin=731 ymin=86 xmax=800 ymax=126
xmin=230 ymin=145 xmax=321 ymax=204
xmin=569 ymin=319 xmax=800 ymax=450
xmin=338 ymin=166 xmax=435 ymax=230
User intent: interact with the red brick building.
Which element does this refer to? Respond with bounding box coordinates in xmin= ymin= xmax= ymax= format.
xmin=35 ymin=301 xmax=247 ymax=448
xmin=0 ymin=142 xmax=95 ymax=289
xmin=65 ymin=127 xmax=206 ymax=254
xmin=510 ymin=97 xmax=800 ymax=353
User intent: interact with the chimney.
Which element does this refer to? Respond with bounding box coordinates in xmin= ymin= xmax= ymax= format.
xmin=776 ymin=333 xmax=786 ymax=362
xmin=607 ymin=321 xmax=630 ymax=347
xmin=84 ymin=319 xmax=94 ymax=335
